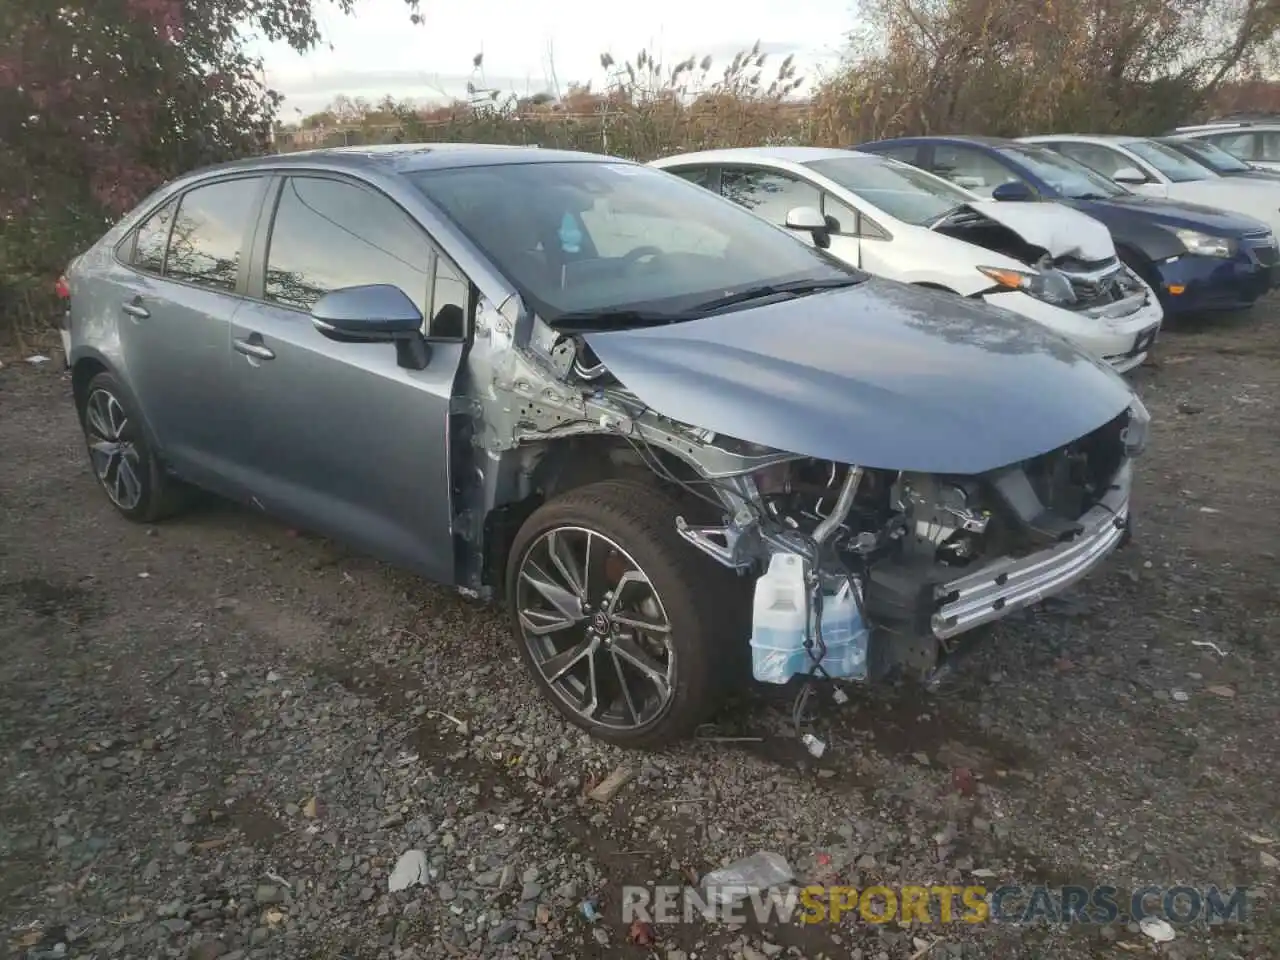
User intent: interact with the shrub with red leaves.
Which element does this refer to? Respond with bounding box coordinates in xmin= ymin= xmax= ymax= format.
xmin=0 ymin=0 xmax=417 ymax=328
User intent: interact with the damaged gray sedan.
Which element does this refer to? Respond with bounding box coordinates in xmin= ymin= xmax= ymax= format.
xmin=64 ymin=145 xmax=1148 ymax=747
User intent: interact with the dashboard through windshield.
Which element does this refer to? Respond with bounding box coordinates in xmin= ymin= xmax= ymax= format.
xmin=410 ymin=160 xmax=862 ymax=327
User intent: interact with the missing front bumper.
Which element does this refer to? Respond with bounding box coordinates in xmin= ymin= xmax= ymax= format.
xmin=931 ymin=464 xmax=1131 ymax=640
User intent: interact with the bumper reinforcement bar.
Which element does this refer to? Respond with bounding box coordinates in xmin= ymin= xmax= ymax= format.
xmin=932 ymin=464 xmax=1132 ymax=640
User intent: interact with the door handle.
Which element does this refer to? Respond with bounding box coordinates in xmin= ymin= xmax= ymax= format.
xmin=121 ymin=300 xmax=149 ymax=319
xmin=234 ymin=335 xmax=275 ymax=361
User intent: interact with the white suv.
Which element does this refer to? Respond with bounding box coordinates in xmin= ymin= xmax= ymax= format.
xmin=1171 ymin=120 xmax=1280 ymax=172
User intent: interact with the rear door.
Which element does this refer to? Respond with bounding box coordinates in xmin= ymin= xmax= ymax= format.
xmin=228 ymin=173 xmax=469 ymax=585
xmin=112 ymin=175 xmax=268 ymax=487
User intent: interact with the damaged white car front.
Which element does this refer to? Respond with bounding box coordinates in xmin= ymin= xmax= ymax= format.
xmin=649 ymin=148 xmax=1164 ymax=373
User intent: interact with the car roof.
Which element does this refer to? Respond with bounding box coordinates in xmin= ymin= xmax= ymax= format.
xmin=651 ymin=146 xmax=874 ymax=166
xmin=183 ymin=142 xmax=625 ymax=180
xmin=1173 ymin=121 xmax=1280 ymax=133
xmin=1023 ymin=134 xmax=1146 ymax=146
xmin=863 ymin=135 xmax=1018 ymax=148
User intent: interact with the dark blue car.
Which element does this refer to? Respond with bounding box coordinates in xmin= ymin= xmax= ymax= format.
xmin=855 ymin=135 xmax=1277 ymax=316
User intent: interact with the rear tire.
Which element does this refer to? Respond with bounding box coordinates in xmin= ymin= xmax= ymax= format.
xmin=505 ymin=479 xmax=736 ymax=748
xmin=79 ymin=371 xmax=190 ymax=523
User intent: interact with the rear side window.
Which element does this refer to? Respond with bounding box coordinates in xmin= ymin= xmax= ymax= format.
xmin=265 ymin=176 xmax=432 ymax=314
xmin=131 ymin=198 xmax=178 ymax=274
xmin=166 ymin=177 xmax=264 ymax=291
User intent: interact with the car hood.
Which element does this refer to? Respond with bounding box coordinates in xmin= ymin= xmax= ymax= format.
xmin=1079 ymin=193 xmax=1266 ymax=235
xmin=955 ymin=200 xmax=1115 ymax=260
xmin=581 ymin=278 xmax=1137 ymax=475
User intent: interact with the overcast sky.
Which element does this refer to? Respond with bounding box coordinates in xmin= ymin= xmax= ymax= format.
xmin=245 ymin=0 xmax=853 ymax=118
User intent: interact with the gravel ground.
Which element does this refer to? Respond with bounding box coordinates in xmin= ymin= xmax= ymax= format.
xmin=1 ymin=306 xmax=1278 ymax=960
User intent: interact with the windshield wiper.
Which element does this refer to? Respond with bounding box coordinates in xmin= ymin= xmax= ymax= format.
xmin=687 ymin=276 xmax=863 ymax=315
xmin=1073 ymin=192 xmax=1111 ymax=200
xmin=551 ymin=309 xmax=685 ymax=332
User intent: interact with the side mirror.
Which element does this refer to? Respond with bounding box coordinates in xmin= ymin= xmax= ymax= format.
xmin=1112 ymin=167 xmax=1147 ymax=184
xmin=991 ymin=181 xmax=1035 ymax=202
xmin=311 ymin=284 xmax=430 ymax=370
xmin=784 ymin=206 xmax=831 ymax=249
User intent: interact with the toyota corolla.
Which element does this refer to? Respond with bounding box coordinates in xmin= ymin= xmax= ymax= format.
xmin=62 ymin=144 xmax=1148 ymax=746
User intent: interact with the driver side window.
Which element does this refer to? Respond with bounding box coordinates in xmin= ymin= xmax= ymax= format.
xmin=1053 ymin=142 xmax=1135 ymax=179
xmin=720 ymin=168 xmax=822 ymax=226
xmin=930 ymin=146 xmax=1024 ymax=198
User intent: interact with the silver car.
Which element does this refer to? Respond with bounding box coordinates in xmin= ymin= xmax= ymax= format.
xmin=64 ymin=144 xmax=1148 ymax=747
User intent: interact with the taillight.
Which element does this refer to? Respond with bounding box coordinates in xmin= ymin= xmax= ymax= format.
xmin=54 ymin=275 xmax=70 ymax=300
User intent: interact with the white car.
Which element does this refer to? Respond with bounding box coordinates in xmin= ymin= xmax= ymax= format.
xmin=1021 ymin=134 xmax=1280 ymax=235
xmin=1170 ymin=121 xmax=1280 ymax=172
xmin=649 ymin=147 xmax=1162 ymax=372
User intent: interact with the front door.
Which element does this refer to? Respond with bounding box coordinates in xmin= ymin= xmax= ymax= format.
xmin=228 ymin=174 xmax=470 ymax=585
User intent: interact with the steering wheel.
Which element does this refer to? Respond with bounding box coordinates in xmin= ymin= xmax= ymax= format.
xmin=621 ymin=245 xmax=664 ymax=270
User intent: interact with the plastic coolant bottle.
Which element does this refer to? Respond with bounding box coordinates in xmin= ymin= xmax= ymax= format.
xmin=750 ymin=556 xmax=870 ymax=684
xmin=816 ymin=577 xmax=870 ymax=681
xmin=750 ymin=553 xmax=810 ymax=684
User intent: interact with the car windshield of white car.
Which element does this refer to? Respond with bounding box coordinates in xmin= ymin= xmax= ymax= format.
xmin=996 ymin=146 xmax=1126 ymax=200
xmin=804 ymin=156 xmax=970 ymax=225
xmin=409 ymin=160 xmax=862 ymax=327
xmin=1125 ymin=140 xmax=1218 ymax=182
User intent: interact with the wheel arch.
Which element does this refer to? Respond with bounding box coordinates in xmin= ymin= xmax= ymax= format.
xmin=71 ymin=352 xmax=166 ymax=459
xmin=71 ymin=353 xmax=113 ymax=421
xmin=478 ymin=434 xmax=712 ymax=602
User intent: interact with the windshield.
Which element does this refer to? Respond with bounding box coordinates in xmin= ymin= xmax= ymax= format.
xmin=804 ymin=156 xmax=972 ymax=225
xmin=995 ymin=145 xmax=1127 ymax=199
xmin=1124 ymin=140 xmax=1217 ymax=182
xmin=1164 ymin=138 xmax=1251 ymax=172
xmin=409 ymin=161 xmax=860 ymax=326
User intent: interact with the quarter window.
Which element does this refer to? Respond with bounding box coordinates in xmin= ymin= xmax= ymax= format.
xmin=720 ymin=169 xmax=822 ymax=225
xmin=428 ymin=256 xmax=469 ymax=339
xmin=265 ymin=177 xmax=433 ymax=316
xmin=131 ymin=198 xmax=178 ymax=274
xmin=821 ymin=194 xmax=861 ymax=235
xmin=165 ymin=177 xmax=263 ymax=291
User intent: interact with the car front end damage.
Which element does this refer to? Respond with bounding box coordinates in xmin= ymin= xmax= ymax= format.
xmin=455 ymin=285 xmax=1148 ymax=730
xmin=665 ymin=408 xmax=1142 ymax=680
xmin=931 ymin=205 xmax=1163 ymax=372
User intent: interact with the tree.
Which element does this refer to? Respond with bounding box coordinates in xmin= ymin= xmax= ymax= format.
xmin=814 ymin=0 xmax=1280 ymax=143
xmin=0 ymin=0 xmax=419 ymax=329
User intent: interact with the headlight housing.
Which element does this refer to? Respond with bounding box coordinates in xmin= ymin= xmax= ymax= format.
xmin=977 ymin=265 xmax=1077 ymax=306
xmin=1174 ymin=228 xmax=1235 ymax=259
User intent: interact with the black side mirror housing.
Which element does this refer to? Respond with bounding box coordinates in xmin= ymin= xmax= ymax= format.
xmin=311 ymin=284 xmax=431 ymax=370
xmin=991 ymin=181 xmax=1036 ymax=202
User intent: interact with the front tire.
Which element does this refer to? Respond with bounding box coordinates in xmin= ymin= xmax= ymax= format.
xmin=505 ymin=479 xmax=729 ymax=748
xmin=79 ymin=371 xmax=188 ymax=523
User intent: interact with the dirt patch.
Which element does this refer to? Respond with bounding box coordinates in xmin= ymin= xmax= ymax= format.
xmin=1 ymin=303 xmax=1278 ymax=959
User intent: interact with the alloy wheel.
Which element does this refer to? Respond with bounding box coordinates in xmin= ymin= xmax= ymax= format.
xmin=84 ymin=388 xmax=143 ymax=511
xmin=515 ymin=526 xmax=675 ymax=731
